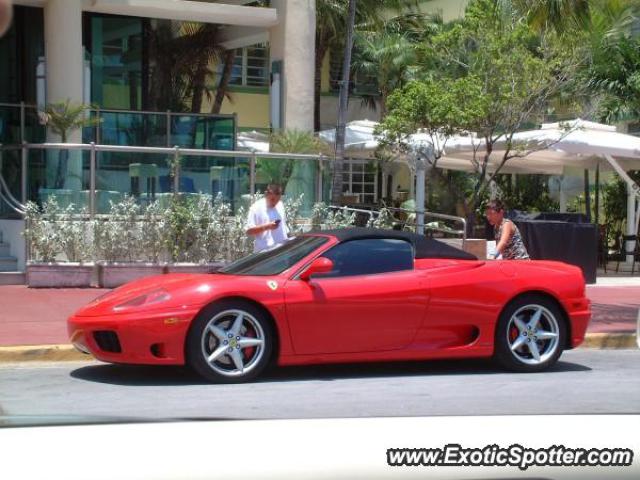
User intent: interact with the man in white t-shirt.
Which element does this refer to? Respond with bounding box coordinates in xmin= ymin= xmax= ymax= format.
xmin=246 ymin=183 xmax=290 ymax=253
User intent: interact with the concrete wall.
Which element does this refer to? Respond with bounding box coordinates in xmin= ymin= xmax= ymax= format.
xmin=420 ymin=0 xmax=468 ymax=21
xmin=269 ymin=0 xmax=316 ymax=131
xmin=0 ymin=219 xmax=26 ymax=271
xmin=319 ymin=95 xmax=379 ymax=130
xmin=208 ymin=90 xmax=271 ymax=131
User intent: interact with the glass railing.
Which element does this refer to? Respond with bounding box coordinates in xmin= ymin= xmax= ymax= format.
xmin=0 ymin=103 xmax=46 ymax=145
xmin=6 ymin=143 xmax=329 ymax=217
xmin=1 ymin=102 xmax=235 ymax=149
xmin=0 ymin=147 xmax=23 ymax=218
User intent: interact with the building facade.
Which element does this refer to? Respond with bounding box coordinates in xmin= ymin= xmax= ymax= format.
xmin=0 ymin=0 xmax=316 ymax=272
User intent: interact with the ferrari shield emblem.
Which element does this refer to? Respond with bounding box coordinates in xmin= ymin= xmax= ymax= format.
xmin=267 ymin=280 xmax=278 ymax=291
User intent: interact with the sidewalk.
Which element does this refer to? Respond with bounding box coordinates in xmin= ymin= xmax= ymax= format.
xmin=0 ymin=281 xmax=638 ymax=361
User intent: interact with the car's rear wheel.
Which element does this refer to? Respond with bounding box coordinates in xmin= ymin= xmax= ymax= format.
xmin=494 ymin=294 xmax=566 ymax=372
xmin=186 ymin=300 xmax=273 ymax=383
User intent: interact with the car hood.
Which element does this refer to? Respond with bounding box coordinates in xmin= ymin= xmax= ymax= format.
xmin=73 ymin=273 xmax=247 ymax=317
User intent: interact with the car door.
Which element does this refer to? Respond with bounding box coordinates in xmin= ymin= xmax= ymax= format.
xmin=284 ymin=238 xmax=429 ymax=355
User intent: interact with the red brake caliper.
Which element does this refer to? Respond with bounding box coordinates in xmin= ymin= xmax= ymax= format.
xmin=243 ymin=326 xmax=257 ymax=360
xmin=509 ymin=325 xmax=519 ymax=343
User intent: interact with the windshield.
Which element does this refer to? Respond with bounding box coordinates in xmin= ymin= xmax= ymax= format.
xmin=219 ymin=236 xmax=329 ymax=276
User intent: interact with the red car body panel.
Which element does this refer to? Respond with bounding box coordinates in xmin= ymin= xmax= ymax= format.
xmin=68 ymin=233 xmax=590 ymax=367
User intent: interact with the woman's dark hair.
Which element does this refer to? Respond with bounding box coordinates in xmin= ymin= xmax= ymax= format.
xmin=486 ymin=199 xmax=506 ymax=212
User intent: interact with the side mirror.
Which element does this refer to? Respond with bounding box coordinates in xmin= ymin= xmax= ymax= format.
xmin=299 ymin=257 xmax=334 ymax=281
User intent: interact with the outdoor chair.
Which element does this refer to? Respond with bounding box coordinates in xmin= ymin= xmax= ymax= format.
xmin=597 ymin=224 xmax=608 ymax=273
xmin=615 ymin=234 xmax=640 ymax=275
xmin=159 ymin=175 xmax=196 ymax=193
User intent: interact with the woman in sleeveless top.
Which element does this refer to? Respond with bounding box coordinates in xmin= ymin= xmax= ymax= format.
xmin=485 ymin=199 xmax=530 ymax=260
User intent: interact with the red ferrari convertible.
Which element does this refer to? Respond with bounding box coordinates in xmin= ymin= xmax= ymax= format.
xmin=68 ymin=228 xmax=591 ymax=383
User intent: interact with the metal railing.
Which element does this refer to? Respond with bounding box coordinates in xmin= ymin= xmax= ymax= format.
xmin=386 ymin=207 xmax=467 ymax=241
xmin=0 ymin=142 xmax=331 ymax=219
xmin=323 ymin=205 xmax=467 ymax=242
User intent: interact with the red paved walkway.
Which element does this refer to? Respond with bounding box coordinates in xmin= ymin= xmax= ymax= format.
xmin=0 ymin=286 xmax=109 ymax=346
xmin=585 ymin=286 xmax=640 ymax=334
xmin=0 ymin=285 xmax=638 ymax=347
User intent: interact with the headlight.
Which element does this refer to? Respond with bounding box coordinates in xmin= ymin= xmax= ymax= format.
xmin=114 ymin=289 xmax=171 ymax=312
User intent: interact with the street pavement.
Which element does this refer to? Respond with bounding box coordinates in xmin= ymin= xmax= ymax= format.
xmin=0 ymin=350 xmax=638 ymax=419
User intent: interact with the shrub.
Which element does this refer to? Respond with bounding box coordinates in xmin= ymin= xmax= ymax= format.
xmin=24 ymin=198 xmax=62 ymax=263
xmin=94 ymin=196 xmax=140 ymax=263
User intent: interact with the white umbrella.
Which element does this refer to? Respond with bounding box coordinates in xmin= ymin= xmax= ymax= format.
xmin=318 ymin=120 xmax=380 ymax=157
xmin=236 ymin=130 xmax=270 ymax=153
xmin=441 ymin=119 xmax=640 ymax=263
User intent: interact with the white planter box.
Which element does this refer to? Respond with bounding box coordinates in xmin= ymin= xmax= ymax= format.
xmin=165 ymin=262 xmax=226 ymax=274
xmin=27 ymin=263 xmax=94 ymax=288
xmin=98 ymin=263 xmax=166 ymax=288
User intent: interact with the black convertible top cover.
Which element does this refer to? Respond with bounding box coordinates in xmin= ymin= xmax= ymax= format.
xmin=308 ymin=228 xmax=477 ymax=260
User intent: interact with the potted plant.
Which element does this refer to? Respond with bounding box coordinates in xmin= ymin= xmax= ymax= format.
xmin=38 ymin=100 xmax=101 ymax=190
xmin=95 ymin=197 xmax=165 ymax=288
xmin=24 ymin=198 xmax=94 ymax=288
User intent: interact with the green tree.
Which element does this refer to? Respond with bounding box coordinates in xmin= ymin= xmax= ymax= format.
xmin=381 ymin=0 xmax=579 ymax=230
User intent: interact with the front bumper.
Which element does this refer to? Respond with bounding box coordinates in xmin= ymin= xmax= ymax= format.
xmin=68 ymin=308 xmax=200 ymax=365
xmin=565 ymin=297 xmax=591 ymax=348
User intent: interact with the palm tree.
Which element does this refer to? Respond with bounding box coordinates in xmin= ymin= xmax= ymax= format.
xmin=354 ymin=11 xmax=445 ymax=117
xmin=314 ymin=0 xmax=419 ymax=131
xmin=511 ymin=0 xmax=592 ymax=33
xmin=148 ymin=21 xmax=228 ymax=113
xmin=332 ymin=0 xmax=358 ymax=205
xmin=212 ymin=49 xmax=237 ymax=115
xmin=179 ymin=23 xmax=226 ymax=114
xmin=583 ymin=1 xmax=640 ymax=122
xmin=39 ymin=100 xmax=101 ymax=189
xmin=263 ymin=129 xmax=329 ymax=211
xmin=258 ymin=129 xmax=328 ymax=186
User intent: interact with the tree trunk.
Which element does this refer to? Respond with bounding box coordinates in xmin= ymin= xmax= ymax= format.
xmin=379 ymin=92 xmax=387 ymax=120
xmin=314 ymin=41 xmax=328 ymax=132
xmin=331 ymin=0 xmax=358 ymax=205
xmin=212 ymin=49 xmax=236 ymax=115
xmin=190 ymin=50 xmax=209 ymax=113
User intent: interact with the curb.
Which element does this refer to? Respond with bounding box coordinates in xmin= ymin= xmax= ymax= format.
xmin=579 ymin=333 xmax=638 ymax=350
xmin=0 ymin=333 xmax=637 ymax=364
xmin=0 ymin=345 xmax=92 ymax=363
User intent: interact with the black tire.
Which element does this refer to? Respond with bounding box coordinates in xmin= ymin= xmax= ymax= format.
xmin=186 ymin=300 xmax=274 ymax=383
xmin=494 ymin=294 xmax=566 ymax=373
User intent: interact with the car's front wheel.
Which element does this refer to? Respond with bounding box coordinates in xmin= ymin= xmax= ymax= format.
xmin=494 ymin=294 xmax=566 ymax=372
xmin=186 ymin=300 xmax=273 ymax=383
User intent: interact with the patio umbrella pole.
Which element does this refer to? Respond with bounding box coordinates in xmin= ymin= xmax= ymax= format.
xmin=604 ymin=154 xmax=640 ymax=265
xmin=595 ymin=164 xmax=600 ymax=226
xmin=584 ymin=169 xmax=591 ymax=222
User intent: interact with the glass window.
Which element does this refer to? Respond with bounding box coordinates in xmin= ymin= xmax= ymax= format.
xmin=342 ymin=160 xmax=377 ymax=204
xmin=224 ymin=44 xmax=269 ymax=88
xmin=220 ymin=236 xmax=328 ymax=276
xmin=329 ymin=46 xmax=378 ymax=94
xmin=0 ymin=6 xmax=44 ymax=105
xmin=317 ymin=239 xmax=414 ymax=278
xmin=89 ymin=15 xmax=143 ymax=110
